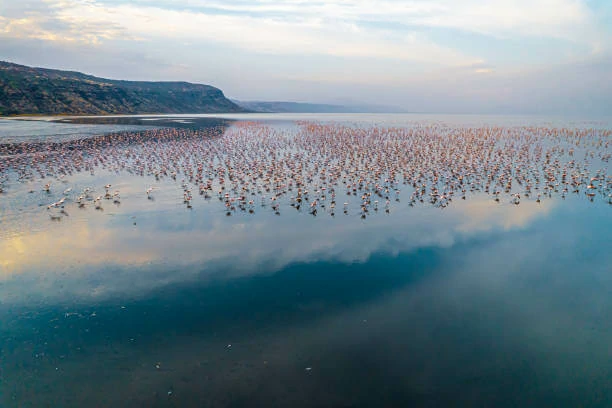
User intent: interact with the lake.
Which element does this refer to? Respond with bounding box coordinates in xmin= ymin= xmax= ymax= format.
xmin=1 ymin=114 xmax=611 ymax=407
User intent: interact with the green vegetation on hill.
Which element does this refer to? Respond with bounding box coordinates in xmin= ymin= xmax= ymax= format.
xmin=0 ymin=61 xmax=245 ymax=116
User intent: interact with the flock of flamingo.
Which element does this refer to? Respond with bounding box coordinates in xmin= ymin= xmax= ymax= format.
xmin=0 ymin=121 xmax=610 ymax=221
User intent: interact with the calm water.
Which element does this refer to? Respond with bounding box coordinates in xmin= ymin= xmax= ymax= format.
xmin=1 ymin=114 xmax=611 ymax=407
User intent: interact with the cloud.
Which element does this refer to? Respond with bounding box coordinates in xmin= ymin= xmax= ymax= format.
xmin=93 ymin=0 xmax=602 ymax=47
xmin=34 ymin=1 xmax=471 ymax=65
xmin=1 ymin=0 xmax=604 ymax=62
xmin=414 ymin=0 xmax=597 ymax=43
xmin=0 ymin=0 xmax=128 ymax=44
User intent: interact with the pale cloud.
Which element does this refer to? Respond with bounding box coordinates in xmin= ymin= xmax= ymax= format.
xmin=0 ymin=0 xmax=604 ymax=61
xmin=90 ymin=0 xmax=601 ymax=46
xmin=8 ymin=0 xmax=470 ymax=65
xmin=0 ymin=16 xmax=61 ymax=42
xmin=415 ymin=0 xmax=597 ymax=43
xmin=0 ymin=0 xmax=127 ymax=44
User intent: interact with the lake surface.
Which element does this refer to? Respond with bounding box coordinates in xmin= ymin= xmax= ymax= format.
xmin=1 ymin=114 xmax=611 ymax=407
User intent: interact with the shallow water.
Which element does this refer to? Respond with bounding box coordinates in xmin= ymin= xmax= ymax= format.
xmin=1 ymin=114 xmax=611 ymax=407
xmin=0 ymin=118 xmax=157 ymax=144
xmin=34 ymin=112 xmax=612 ymax=128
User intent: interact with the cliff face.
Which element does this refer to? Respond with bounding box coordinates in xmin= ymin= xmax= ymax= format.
xmin=0 ymin=61 xmax=245 ymax=115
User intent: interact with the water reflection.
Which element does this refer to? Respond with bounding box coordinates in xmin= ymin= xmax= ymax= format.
xmin=53 ymin=116 xmax=234 ymax=130
xmin=0 ymin=190 xmax=558 ymax=304
xmin=1 ymin=200 xmax=610 ymax=407
xmin=41 ymin=113 xmax=612 ymax=129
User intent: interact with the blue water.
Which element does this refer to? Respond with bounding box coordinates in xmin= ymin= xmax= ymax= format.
xmin=0 ymin=114 xmax=611 ymax=407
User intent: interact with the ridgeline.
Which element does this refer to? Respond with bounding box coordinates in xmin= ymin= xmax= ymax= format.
xmin=0 ymin=61 xmax=245 ymax=116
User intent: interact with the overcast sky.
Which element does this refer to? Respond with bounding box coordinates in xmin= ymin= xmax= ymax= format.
xmin=1 ymin=0 xmax=611 ymax=114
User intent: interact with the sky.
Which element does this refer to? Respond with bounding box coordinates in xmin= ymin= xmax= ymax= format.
xmin=0 ymin=0 xmax=611 ymax=115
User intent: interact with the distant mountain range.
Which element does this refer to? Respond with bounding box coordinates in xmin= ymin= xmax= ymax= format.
xmin=232 ymin=100 xmax=406 ymax=113
xmin=0 ymin=61 xmax=244 ymax=116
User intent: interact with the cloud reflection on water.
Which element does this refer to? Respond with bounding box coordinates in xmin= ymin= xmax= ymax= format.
xmin=0 ymin=196 xmax=555 ymax=304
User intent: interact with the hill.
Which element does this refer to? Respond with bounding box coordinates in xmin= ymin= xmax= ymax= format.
xmin=0 ymin=61 xmax=245 ymax=116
